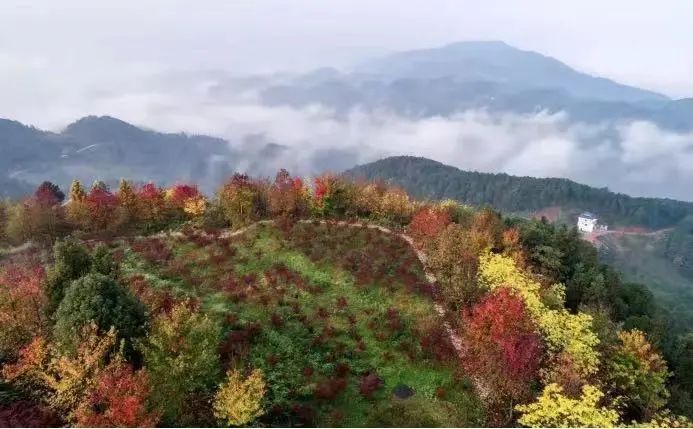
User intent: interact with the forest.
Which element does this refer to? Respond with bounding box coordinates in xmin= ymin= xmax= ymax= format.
xmin=345 ymin=156 xmax=693 ymax=229
xmin=0 ymin=170 xmax=692 ymax=427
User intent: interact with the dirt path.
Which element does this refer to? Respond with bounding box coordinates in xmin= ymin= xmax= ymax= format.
xmin=215 ymin=219 xmax=485 ymax=396
xmin=585 ymin=227 xmax=673 ymax=244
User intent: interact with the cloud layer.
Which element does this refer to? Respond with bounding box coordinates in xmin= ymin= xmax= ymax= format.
xmin=2 ymin=65 xmax=693 ymax=201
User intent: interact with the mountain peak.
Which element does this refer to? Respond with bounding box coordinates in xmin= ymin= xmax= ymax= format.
xmin=359 ymin=40 xmax=668 ymax=103
xmin=62 ymin=115 xmax=147 ymax=141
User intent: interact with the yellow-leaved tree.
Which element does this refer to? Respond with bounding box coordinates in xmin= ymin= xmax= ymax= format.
xmin=515 ymin=383 xmax=620 ymax=427
xmin=213 ymin=368 xmax=266 ymax=426
xmin=478 ymin=253 xmax=600 ymax=377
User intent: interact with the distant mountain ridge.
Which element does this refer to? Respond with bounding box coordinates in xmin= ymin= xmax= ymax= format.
xmin=344 ymin=156 xmax=693 ymax=229
xmin=0 ymin=115 xmax=236 ymax=197
xmin=243 ymin=40 xmax=693 ymax=130
xmin=357 ymin=41 xmax=668 ymax=103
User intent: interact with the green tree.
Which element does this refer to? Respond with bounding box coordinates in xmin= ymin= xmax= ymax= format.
xmin=606 ymin=330 xmax=670 ymax=421
xmin=91 ymin=244 xmax=118 ymax=278
xmin=140 ymin=302 xmax=222 ymax=424
xmin=45 ymin=238 xmax=92 ymax=315
xmin=52 ymin=273 xmax=146 ymax=353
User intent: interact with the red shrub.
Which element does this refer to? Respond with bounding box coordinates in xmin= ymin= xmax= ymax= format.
xmin=314 ymin=377 xmax=347 ymax=400
xmin=0 ymin=401 xmax=61 ymax=427
xmin=358 ymin=372 xmax=382 ymax=398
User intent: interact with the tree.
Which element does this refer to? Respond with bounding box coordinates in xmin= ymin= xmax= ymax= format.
xmin=409 ymin=206 xmax=451 ymax=249
xmin=606 ymin=330 xmax=669 ymax=421
xmin=183 ymin=195 xmax=207 ymax=218
xmin=428 ymin=224 xmax=483 ymax=309
xmin=68 ymin=180 xmax=87 ymax=203
xmin=137 ymin=183 xmax=166 ymax=229
xmin=460 ymin=288 xmax=543 ymax=423
xmin=268 ymin=169 xmax=306 ymax=222
xmin=2 ymin=325 xmax=119 ymax=419
xmin=91 ymin=245 xmax=118 ymax=278
xmin=0 ymin=199 xmax=8 ymax=244
xmin=218 ymin=174 xmax=256 ymax=227
xmin=140 ymin=301 xmax=221 ymax=423
xmin=34 ymin=181 xmax=65 ymax=206
xmin=166 ymin=184 xmax=199 ymax=208
xmin=5 ymin=198 xmax=65 ymax=244
xmin=45 ymin=238 xmax=92 ymax=315
xmin=515 ymin=383 xmax=620 ymax=428
xmin=0 ymin=265 xmax=48 ymax=361
xmin=74 ymin=362 xmax=160 ymax=427
xmin=53 ymin=273 xmax=146 ymax=353
xmin=478 ymin=253 xmax=601 ymax=378
xmin=376 ymin=188 xmax=413 ymax=224
xmin=213 ymin=368 xmax=265 ymax=426
xmin=116 ymin=179 xmax=139 ymax=223
xmin=85 ymin=187 xmax=119 ymax=231
xmin=66 ymin=180 xmax=90 ymax=228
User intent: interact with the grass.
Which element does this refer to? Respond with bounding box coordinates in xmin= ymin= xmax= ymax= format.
xmin=115 ymin=223 xmax=483 ymax=426
xmin=598 ymin=233 xmax=693 ymax=331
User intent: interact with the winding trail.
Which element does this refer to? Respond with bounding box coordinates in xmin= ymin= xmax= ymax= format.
xmin=218 ymin=220 xmax=468 ymax=366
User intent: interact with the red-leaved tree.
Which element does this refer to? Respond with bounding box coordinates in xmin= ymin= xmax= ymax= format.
xmin=168 ymin=184 xmax=199 ymax=207
xmin=409 ymin=207 xmax=451 ymax=248
xmin=74 ymin=362 xmax=160 ymax=427
xmin=460 ymin=287 xmax=543 ymax=424
xmin=86 ymin=188 xmax=119 ymax=231
xmin=0 ymin=265 xmax=48 ymax=360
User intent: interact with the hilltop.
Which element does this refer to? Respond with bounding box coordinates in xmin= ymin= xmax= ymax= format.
xmin=0 ymin=170 xmax=691 ymax=426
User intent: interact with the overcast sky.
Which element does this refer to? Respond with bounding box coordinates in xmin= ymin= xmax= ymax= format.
xmin=1 ymin=0 xmax=693 ymax=124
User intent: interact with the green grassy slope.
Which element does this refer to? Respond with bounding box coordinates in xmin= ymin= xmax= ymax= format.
xmin=597 ymin=232 xmax=693 ymax=331
xmin=114 ymin=222 xmax=483 ymax=426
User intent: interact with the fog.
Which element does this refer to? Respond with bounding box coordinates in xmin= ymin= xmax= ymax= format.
xmin=24 ymin=75 xmax=692 ymax=200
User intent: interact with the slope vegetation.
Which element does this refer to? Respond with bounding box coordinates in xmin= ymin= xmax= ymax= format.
xmin=345 ymin=156 xmax=693 ymax=229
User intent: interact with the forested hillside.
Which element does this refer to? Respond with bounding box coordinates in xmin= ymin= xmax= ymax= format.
xmin=0 ymin=171 xmax=692 ymax=426
xmin=345 ymin=156 xmax=693 ymax=229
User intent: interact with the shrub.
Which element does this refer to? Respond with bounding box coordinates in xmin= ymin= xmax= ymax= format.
xmin=365 ymin=396 xmax=467 ymax=428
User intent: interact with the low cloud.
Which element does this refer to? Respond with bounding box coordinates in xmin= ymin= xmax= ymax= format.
xmin=4 ymin=71 xmax=693 ymax=201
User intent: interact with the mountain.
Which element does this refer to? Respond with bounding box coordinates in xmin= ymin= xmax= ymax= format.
xmin=241 ymin=41 xmax=693 ymax=130
xmin=0 ymin=116 xmax=244 ymax=196
xmin=344 ymin=156 xmax=693 ymax=229
xmin=358 ymin=41 xmax=667 ymax=103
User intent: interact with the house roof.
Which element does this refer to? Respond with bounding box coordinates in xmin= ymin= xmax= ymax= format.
xmin=579 ymin=212 xmax=597 ymax=220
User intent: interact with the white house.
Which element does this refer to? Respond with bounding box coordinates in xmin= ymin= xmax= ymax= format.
xmin=577 ymin=212 xmax=598 ymax=233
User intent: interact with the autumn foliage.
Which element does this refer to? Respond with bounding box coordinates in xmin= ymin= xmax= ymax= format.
xmin=409 ymin=206 xmax=451 ymax=248
xmin=461 ymin=288 xmax=543 ymax=422
xmin=74 ymin=363 xmax=160 ymax=427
